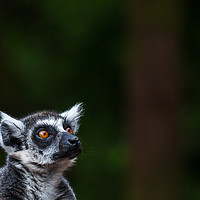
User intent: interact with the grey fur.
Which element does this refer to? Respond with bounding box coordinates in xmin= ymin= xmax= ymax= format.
xmin=0 ymin=103 xmax=83 ymax=200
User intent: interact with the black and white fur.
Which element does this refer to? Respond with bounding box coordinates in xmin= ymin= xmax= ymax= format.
xmin=0 ymin=103 xmax=83 ymax=200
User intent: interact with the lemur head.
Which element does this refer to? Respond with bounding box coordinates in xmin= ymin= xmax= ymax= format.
xmin=0 ymin=103 xmax=83 ymax=172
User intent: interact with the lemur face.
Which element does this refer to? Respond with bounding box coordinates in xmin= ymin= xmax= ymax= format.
xmin=0 ymin=103 xmax=83 ymax=171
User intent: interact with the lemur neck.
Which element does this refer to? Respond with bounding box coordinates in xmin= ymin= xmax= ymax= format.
xmin=7 ymin=156 xmax=65 ymax=200
xmin=8 ymin=156 xmax=63 ymax=181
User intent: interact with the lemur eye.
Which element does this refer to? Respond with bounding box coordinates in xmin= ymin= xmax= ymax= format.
xmin=66 ymin=127 xmax=73 ymax=134
xmin=38 ymin=130 xmax=49 ymax=139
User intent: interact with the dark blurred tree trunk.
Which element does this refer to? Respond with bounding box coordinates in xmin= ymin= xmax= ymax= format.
xmin=125 ymin=1 xmax=182 ymax=200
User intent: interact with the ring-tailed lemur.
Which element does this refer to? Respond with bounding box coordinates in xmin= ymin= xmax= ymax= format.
xmin=0 ymin=103 xmax=83 ymax=200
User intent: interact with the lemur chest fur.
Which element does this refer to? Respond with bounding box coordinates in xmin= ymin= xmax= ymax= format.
xmin=23 ymin=169 xmax=59 ymax=200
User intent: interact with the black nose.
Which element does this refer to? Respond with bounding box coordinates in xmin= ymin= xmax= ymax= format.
xmin=53 ymin=132 xmax=82 ymax=160
xmin=68 ymin=137 xmax=79 ymax=146
xmin=59 ymin=132 xmax=80 ymax=147
xmin=58 ymin=131 xmax=81 ymax=155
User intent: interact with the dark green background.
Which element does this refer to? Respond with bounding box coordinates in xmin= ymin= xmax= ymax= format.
xmin=0 ymin=1 xmax=199 ymax=200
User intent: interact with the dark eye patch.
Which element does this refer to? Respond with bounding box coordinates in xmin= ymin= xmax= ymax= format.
xmin=32 ymin=125 xmax=57 ymax=148
xmin=63 ymin=119 xmax=74 ymax=132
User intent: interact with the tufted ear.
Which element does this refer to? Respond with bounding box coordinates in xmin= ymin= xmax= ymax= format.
xmin=61 ymin=103 xmax=84 ymax=133
xmin=61 ymin=103 xmax=83 ymax=120
xmin=0 ymin=111 xmax=24 ymax=154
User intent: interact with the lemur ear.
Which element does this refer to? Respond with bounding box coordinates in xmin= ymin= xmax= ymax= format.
xmin=61 ymin=103 xmax=84 ymax=133
xmin=0 ymin=111 xmax=24 ymax=153
xmin=61 ymin=103 xmax=84 ymax=120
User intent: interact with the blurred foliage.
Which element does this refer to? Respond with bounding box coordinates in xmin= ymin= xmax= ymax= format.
xmin=0 ymin=0 xmax=199 ymax=200
xmin=182 ymin=1 xmax=200 ymax=200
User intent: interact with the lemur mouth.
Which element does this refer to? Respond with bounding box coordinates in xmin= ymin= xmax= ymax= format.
xmin=53 ymin=145 xmax=82 ymax=160
xmin=64 ymin=149 xmax=82 ymax=159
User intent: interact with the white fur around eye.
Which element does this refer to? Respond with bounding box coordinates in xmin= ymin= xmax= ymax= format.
xmin=35 ymin=118 xmax=64 ymax=132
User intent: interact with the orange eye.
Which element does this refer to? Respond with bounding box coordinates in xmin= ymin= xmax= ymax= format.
xmin=66 ymin=127 xmax=73 ymax=134
xmin=38 ymin=130 xmax=49 ymax=139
